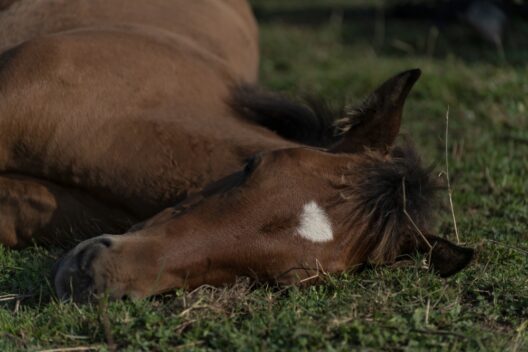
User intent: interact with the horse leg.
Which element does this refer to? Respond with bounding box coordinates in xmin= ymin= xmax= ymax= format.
xmin=0 ymin=174 xmax=136 ymax=248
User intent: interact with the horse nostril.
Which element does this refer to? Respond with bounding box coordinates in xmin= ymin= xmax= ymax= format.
xmin=72 ymin=238 xmax=110 ymax=273
xmin=99 ymin=237 xmax=112 ymax=248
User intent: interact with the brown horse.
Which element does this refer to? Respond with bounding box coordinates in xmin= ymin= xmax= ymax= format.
xmin=0 ymin=0 xmax=474 ymax=301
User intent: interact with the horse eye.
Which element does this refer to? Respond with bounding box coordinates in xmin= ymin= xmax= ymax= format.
xmin=244 ymin=155 xmax=260 ymax=174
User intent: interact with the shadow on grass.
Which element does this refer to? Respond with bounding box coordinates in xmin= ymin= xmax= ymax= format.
xmin=0 ymin=246 xmax=59 ymax=309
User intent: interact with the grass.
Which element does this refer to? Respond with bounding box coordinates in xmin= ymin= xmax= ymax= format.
xmin=1 ymin=1 xmax=527 ymax=351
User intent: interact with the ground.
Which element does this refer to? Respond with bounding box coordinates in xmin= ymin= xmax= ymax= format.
xmin=1 ymin=1 xmax=527 ymax=351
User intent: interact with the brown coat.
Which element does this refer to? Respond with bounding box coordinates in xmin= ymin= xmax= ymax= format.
xmin=0 ymin=1 xmax=473 ymax=301
xmin=0 ymin=0 xmax=292 ymax=247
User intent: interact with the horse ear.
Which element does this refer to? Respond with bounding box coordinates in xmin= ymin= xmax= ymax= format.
xmin=425 ymin=235 xmax=474 ymax=277
xmin=330 ymin=69 xmax=421 ymax=153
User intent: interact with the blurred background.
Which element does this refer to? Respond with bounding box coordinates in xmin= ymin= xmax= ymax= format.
xmin=251 ymin=0 xmax=527 ymax=64
xmin=248 ymin=0 xmax=528 ymax=162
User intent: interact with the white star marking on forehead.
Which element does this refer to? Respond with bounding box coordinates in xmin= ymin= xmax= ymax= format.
xmin=297 ymin=201 xmax=333 ymax=243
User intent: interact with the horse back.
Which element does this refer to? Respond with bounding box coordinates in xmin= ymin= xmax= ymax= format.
xmin=0 ymin=0 xmax=271 ymax=217
xmin=0 ymin=0 xmax=259 ymax=82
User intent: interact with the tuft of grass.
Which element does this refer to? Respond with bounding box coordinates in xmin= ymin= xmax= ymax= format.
xmin=1 ymin=1 xmax=527 ymax=351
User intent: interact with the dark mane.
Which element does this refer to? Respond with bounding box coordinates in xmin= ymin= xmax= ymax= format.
xmin=331 ymin=144 xmax=442 ymax=264
xmin=229 ymin=85 xmax=341 ymax=147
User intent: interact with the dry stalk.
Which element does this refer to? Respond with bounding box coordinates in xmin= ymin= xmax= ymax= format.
xmin=445 ymin=106 xmax=461 ymax=243
xmin=37 ymin=346 xmax=102 ymax=352
xmin=402 ymin=177 xmax=433 ymax=254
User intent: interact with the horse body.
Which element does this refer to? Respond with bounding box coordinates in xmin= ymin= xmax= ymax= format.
xmin=0 ymin=0 xmax=474 ymax=301
xmin=0 ymin=0 xmax=292 ymax=246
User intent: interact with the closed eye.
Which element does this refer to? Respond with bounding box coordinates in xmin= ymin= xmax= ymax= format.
xmin=244 ymin=155 xmax=261 ymax=174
